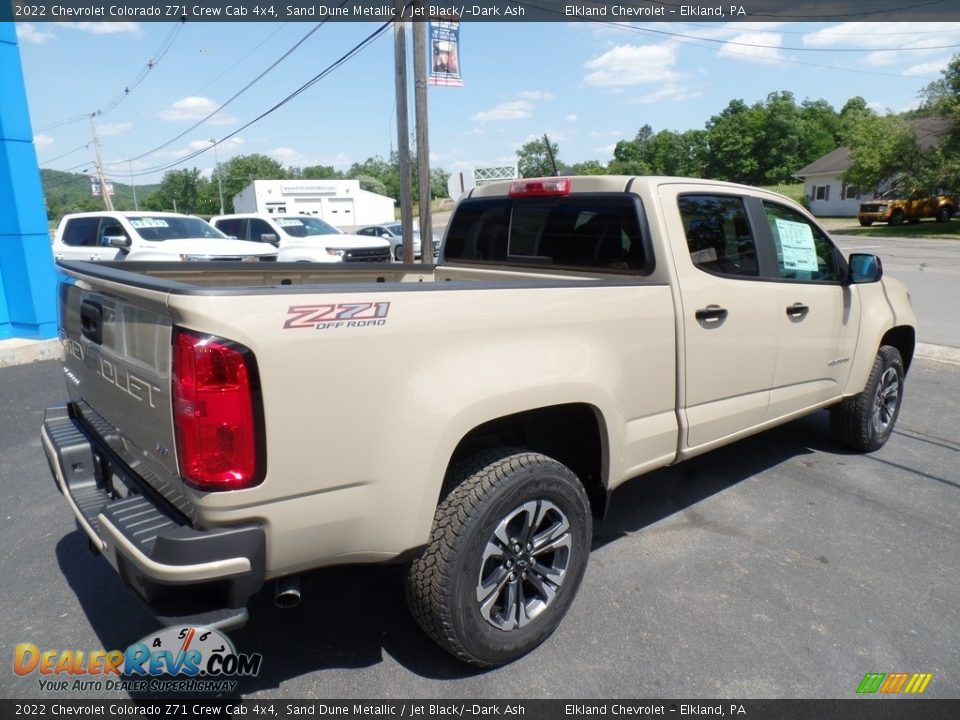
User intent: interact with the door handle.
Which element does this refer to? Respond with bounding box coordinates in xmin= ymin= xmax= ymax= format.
xmin=786 ymin=302 xmax=809 ymax=319
xmin=695 ymin=305 xmax=728 ymax=323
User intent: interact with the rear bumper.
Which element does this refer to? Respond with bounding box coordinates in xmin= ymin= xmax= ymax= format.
xmin=41 ymin=405 xmax=265 ymax=630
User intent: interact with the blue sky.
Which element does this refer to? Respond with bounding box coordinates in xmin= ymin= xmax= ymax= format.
xmin=15 ymin=20 xmax=960 ymax=190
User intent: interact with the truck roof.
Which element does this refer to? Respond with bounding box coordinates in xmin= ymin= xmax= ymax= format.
xmin=467 ymin=175 xmax=783 ymax=198
xmin=61 ymin=211 xmax=200 ymax=219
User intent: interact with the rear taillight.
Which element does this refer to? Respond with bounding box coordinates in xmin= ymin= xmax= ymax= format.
xmin=172 ymin=329 xmax=264 ymax=491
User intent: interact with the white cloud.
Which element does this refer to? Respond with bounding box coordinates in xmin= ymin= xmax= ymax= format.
xmin=594 ymin=144 xmax=618 ymax=158
xmin=34 ymin=134 xmax=55 ymax=149
xmin=716 ymin=32 xmax=783 ymax=63
xmin=902 ymin=58 xmax=952 ymax=77
xmin=16 ymin=23 xmax=55 ymax=44
xmin=632 ymin=84 xmax=703 ymax=104
xmin=158 ymin=97 xmax=238 ymax=125
xmin=54 ymin=22 xmax=142 ymax=36
xmin=98 ymin=122 xmax=133 ymax=137
xmin=317 ymin=152 xmax=352 ymax=169
xmin=583 ymin=43 xmax=681 ymax=87
xmin=566 ymin=114 xmax=578 ymax=122
xmin=471 ymin=100 xmax=533 ymax=124
xmin=802 ymin=22 xmax=960 ymax=69
xmin=590 ymin=130 xmax=622 ymax=139
xmin=517 ymin=90 xmax=555 ymax=101
xmin=267 ymin=147 xmax=308 ymax=166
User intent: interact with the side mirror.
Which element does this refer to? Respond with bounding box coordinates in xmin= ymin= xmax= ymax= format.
xmin=102 ymin=234 xmax=131 ymax=249
xmin=848 ymin=253 xmax=883 ymax=284
xmin=260 ymin=233 xmax=279 ymax=247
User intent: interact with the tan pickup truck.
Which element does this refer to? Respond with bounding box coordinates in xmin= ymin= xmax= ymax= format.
xmin=42 ymin=176 xmax=916 ymax=667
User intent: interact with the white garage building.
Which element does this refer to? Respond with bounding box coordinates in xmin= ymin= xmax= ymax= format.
xmin=232 ymin=179 xmax=395 ymax=227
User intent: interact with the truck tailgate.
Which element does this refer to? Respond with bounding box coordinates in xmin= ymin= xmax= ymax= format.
xmin=57 ymin=279 xmax=192 ymax=519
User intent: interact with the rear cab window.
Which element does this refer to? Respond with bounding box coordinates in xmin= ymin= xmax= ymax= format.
xmin=443 ymin=194 xmax=652 ymax=274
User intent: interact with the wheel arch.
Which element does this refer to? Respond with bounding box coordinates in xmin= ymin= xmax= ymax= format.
xmin=881 ymin=325 xmax=915 ymax=374
xmin=440 ymin=403 xmax=609 ymax=520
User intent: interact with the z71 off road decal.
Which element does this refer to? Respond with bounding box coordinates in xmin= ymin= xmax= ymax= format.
xmin=283 ymin=302 xmax=391 ymax=330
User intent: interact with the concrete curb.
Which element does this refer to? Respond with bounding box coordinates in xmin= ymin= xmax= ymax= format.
xmin=0 ymin=338 xmax=60 ymax=368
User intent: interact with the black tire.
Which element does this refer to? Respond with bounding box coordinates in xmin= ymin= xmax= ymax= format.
xmin=859 ymin=219 xmax=873 ymax=227
xmin=830 ymin=346 xmax=905 ymax=452
xmin=889 ymin=210 xmax=905 ymax=226
xmin=394 ymin=245 xmax=404 ymax=262
xmin=936 ymin=206 xmax=952 ymax=223
xmin=406 ymin=449 xmax=592 ymax=667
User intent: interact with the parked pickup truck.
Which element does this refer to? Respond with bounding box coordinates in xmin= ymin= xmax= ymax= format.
xmin=52 ymin=211 xmax=277 ymax=262
xmin=42 ymin=176 xmax=916 ymax=667
xmin=857 ymin=189 xmax=957 ymax=226
xmin=210 ymin=213 xmax=392 ymax=263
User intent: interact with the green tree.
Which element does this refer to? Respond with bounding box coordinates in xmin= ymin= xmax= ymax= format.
xmin=299 ymin=164 xmax=344 ymax=180
xmin=567 ymin=160 xmax=608 ymax=176
xmin=607 ymin=140 xmax=649 ymax=175
xmin=516 ymin=138 xmax=560 ymax=178
xmin=216 ymin=154 xmax=287 ymax=207
xmin=842 ymin=114 xmax=918 ymax=193
xmin=143 ymin=168 xmax=207 ymax=214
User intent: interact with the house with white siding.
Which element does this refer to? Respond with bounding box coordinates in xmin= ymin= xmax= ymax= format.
xmin=795 ymin=117 xmax=954 ymax=217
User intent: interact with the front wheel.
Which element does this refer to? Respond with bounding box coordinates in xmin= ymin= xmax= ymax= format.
xmin=889 ymin=210 xmax=905 ymax=226
xmin=830 ymin=346 xmax=905 ymax=452
xmin=859 ymin=219 xmax=874 ymax=227
xmin=406 ymin=449 xmax=592 ymax=667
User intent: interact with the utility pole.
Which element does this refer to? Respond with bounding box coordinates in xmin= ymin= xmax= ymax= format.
xmin=89 ymin=113 xmax=114 ymax=211
xmin=413 ymin=16 xmax=433 ymax=264
xmin=128 ymin=159 xmax=138 ymax=211
xmin=543 ymin=133 xmax=559 ymax=176
xmin=393 ymin=7 xmax=414 ymax=263
xmin=211 ymin=138 xmax=226 ymax=215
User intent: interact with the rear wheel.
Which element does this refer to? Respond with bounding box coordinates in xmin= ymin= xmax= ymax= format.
xmin=889 ymin=210 xmax=905 ymax=226
xmin=830 ymin=346 xmax=905 ymax=452
xmin=936 ymin=206 xmax=952 ymax=223
xmin=406 ymin=449 xmax=592 ymax=667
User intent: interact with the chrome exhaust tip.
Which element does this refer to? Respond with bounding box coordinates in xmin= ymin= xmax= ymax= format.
xmin=274 ymin=575 xmax=301 ymax=609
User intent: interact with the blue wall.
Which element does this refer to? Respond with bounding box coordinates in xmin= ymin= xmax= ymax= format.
xmin=0 ymin=22 xmax=57 ymax=340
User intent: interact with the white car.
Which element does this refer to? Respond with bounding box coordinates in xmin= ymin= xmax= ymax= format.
xmin=355 ymin=223 xmax=440 ymax=262
xmin=211 ymin=214 xmax=391 ymax=263
xmin=52 ymin=212 xmax=277 ymax=262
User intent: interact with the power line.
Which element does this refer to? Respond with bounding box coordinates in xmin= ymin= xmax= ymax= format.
xmin=34 ymin=21 xmax=186 ymax=133
xmin=38 ymin=142 xmax=89 ymax=165
xmin=125 ymin=19 xmax=395 ymax=180
xmin=123 ymin=15 xmax=341 ymax=163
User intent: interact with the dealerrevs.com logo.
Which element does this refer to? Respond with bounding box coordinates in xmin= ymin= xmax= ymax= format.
xmin=14 ymin=626 xmax=262 ymax=693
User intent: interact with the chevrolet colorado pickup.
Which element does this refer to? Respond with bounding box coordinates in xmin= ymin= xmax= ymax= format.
xmin=42 ymin=176 xmax=916 ymax=667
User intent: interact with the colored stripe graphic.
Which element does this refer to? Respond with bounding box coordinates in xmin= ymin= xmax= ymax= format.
xmin=904 ymin=673 xmax=933 ymax=694
xmin=857 ymin=672 xmax=932 ymax=694
xmin=857 ymin=673 xmax=885 ymax=694
xmin=880 ymin=673 xmax=909 ymax=693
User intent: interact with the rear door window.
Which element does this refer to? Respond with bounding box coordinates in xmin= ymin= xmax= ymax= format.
xmin=61 ymin=218 xmax=101 ymax=247
xmin=443 ymin=195 xmax=650 ymax=273
xmin=677 ymin=195 xmax=759 ymax=277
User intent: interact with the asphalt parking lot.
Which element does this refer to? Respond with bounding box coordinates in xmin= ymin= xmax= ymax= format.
xmin=1 ymin=354 xmax=957 ymax=700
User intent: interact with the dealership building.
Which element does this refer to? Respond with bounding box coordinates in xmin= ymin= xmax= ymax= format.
xmin=233 ymin=179 xmax=395 ymax=227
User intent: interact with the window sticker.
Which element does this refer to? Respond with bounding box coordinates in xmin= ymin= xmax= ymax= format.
xmin=130 ymin=218 xmax=170 ymax=229
xmin=775 ymin=218 xmax=818 ymax=272
xmin=275 ymin=218 xmax=304 ymax=227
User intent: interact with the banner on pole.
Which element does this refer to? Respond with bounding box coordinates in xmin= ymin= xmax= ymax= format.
xmin=428 ymin=22 xmax=463 ymax=87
